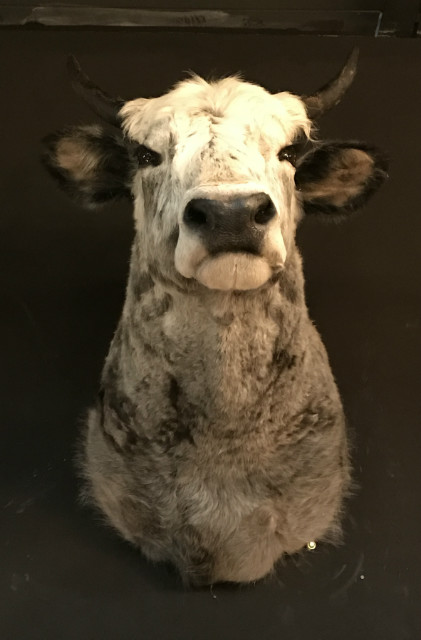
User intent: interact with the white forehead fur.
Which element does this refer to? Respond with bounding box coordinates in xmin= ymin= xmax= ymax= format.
xmin=120 ymin=75 xmax=311 ymax=148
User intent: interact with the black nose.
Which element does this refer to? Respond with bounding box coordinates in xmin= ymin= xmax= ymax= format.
xmin=183 ymin=193 xmax=276 ymax=255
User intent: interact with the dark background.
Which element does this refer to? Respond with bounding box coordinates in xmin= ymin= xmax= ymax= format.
xmin=1 ymin=29 xmax=420 ymax=640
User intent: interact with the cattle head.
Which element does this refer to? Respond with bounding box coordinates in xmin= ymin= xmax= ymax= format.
xmin=43 ymin=49 xmax=387 ymax=292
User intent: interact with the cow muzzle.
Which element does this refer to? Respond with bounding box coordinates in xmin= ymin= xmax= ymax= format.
xmin=175 ymin=188 xmax=286 ymax=291
xmin=183 ymin=193 xmax=276 ymax=255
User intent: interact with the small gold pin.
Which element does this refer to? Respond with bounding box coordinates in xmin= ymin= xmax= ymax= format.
xmin=307 ymin=540 xmax=317 ymax=551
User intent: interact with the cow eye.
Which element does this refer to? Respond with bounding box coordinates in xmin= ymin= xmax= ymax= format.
xmin=134 ymin=144 xmax=162 ymax=168
xmin=278 ymin=144 xmax=300 ymax=167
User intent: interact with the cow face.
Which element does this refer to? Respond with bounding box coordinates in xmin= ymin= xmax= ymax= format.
xmin=120 ymin=78 xmax=311 ymax=291
xmin=43 ymin=53 xmax=388 ymax=292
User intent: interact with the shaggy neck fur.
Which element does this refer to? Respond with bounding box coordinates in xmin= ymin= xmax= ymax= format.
xmin=103 ymin=238 xmax=309 ymax=427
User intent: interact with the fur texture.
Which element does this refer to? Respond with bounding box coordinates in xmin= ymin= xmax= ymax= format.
xmin=43 ymin=72 xmax=387 ymax=586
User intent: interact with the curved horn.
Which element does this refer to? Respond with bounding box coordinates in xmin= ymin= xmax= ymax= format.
xmin=67 ymin=55 xmax=125 ymax=126
xmin=303 ymin=47 xmax=359 ymax=119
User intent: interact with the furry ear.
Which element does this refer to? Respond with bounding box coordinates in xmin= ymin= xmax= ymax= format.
xmin=42 ymin=125 xmax=134 ymax=208
xmin=295 ymin=142 xmax=388 ymax=216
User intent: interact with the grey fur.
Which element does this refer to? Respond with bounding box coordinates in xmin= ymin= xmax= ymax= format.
xmin=79 ymin=248 xmax=350 ymax=585
xmin=43 ymin=70 xmax=387 ymax=586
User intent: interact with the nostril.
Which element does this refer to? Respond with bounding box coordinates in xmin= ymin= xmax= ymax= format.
xmin=254 ymin=200 xmax=276 ymax=225
xmin=184 ymin=202 xmax=208 ymax=229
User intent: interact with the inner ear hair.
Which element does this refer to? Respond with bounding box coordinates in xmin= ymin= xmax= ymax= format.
xmin=295 ymin=141 xmax=389 ymax=216
xmin=302 ymin=148 xmax=374 ymax=206
xmin=42 ymin=125 xmax=134 ymax=208
xmin=55 ymin=135 xmax=100 ymax=181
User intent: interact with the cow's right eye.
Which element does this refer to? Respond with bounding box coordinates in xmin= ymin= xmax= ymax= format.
xmin=278 ymin=145 xmax=299 ymax=166
xmin=134 ymin=144 xmax=162 ymax=168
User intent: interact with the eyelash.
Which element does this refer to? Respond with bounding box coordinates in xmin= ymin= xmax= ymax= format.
xmin=134 ymin=144 xmax=162 ymax=168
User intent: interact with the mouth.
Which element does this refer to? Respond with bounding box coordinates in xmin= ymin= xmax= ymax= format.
xmin=174 ymin=184 xmax=287 ymax=291
xmin=195 ymin=252 xmax=283 ymax=291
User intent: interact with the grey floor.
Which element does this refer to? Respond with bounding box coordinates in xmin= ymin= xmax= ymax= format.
xmin=1 ymin=30 xmax=420 ymax=639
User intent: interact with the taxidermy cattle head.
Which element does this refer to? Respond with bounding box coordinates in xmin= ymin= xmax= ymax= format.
xmin=43 ymin=49 xmax=387 ymax=292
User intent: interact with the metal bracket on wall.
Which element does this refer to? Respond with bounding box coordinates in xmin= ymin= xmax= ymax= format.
xmin=0 ymin=4 xmax=420 ymax=36
xmin=0 ymin=7 xmax=384 ymax=35
xmin=379 ymin=0 xmax=420 ymax=36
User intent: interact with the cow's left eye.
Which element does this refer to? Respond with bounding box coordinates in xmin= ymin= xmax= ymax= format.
xmin=134 ymin=144 xmax=162 ymax=168
xmin=278 ymin=145 xmax=300 ymax=167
